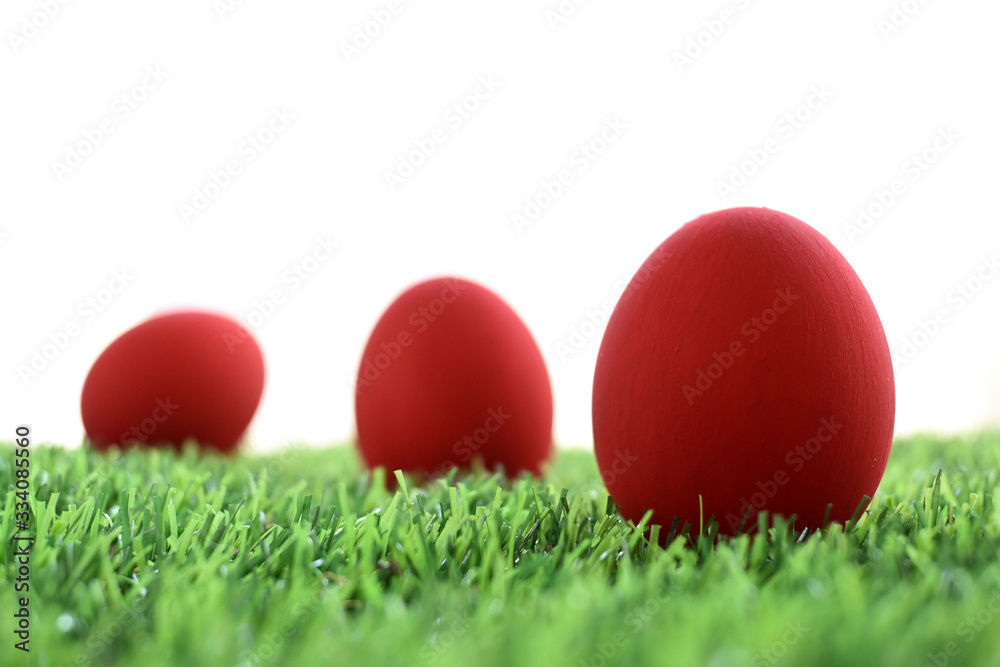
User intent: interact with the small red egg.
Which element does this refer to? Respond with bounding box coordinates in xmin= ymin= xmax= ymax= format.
xmin=81 ymin=311 xmax=265 ymax=453
xmin=593 ymin=207 xmax=895 ymax=535
xmin=355 ymin=277 xmax=553 ymax=478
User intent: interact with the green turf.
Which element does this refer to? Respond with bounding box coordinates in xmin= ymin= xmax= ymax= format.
xmin=2 ymin=433 xmax=1000 ymax=667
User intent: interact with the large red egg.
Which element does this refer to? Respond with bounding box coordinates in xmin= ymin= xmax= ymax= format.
xmin=355 ymin=277 xmax=553 ymax=478
xmin=593 ymin=207 xmax=895 ymax=535
xmin=81 ymin=311 xmax=265 ymax=453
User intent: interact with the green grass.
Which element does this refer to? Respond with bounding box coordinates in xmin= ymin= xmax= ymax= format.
xmin=2 ymin=433 xmax=1000 ymax=667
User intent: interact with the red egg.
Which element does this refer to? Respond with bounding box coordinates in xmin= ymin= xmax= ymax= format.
xmin=355 ymin=277 xmax=553 ymax=478
xmin=81 ymin=311 xmax=265 ymax=453
xmin=593 ymin=207 xmax=895 ymax=535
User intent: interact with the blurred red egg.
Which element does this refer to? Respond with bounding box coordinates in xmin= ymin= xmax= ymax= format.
xmin=355 ymin=277 xmax=553 ymax=479
xmin=81 ymin=311 xmax=265 ymax=453
xmin=593 ymin=207 xmax=895 ymax=535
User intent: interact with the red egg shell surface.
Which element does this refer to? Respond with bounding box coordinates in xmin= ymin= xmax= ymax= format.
xmin=592 ymin=207 xmax=895 ymax=534
xmin=355 ymin=277 xmax=553 ymax=478
xmin=81 ymin=311 xmax=265 ymax=453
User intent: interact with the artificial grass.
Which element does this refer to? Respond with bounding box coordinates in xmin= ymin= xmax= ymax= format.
xmin=1 ymin=433 xmax=1000 ymax=667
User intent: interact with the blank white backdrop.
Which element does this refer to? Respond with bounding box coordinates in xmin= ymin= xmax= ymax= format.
xmin=2 ymin=0 xmax=998 ymax=451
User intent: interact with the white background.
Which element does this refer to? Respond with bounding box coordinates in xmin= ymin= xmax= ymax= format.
xmin=2 ymin=0 xmax=998 ymax=452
